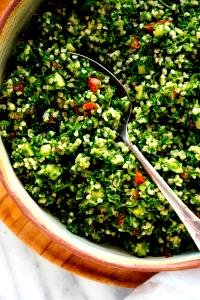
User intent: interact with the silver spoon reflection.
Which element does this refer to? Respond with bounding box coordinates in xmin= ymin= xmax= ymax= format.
xmin=69 ymin=52 xmax=200 ymax=251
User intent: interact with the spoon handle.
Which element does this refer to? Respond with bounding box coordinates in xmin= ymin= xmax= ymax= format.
xmin=125 ymin=139 xmax=200 ymax=251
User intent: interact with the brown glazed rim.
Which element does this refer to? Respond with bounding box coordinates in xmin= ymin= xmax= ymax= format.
xmin=0 ymin=0 xmax=200 ymax=273
xmin=0 ymin=0 xmax=22 ymax=32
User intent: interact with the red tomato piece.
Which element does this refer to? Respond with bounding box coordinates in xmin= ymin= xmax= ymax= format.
xmin=134 ymin=170 xmax=146 ymax=186
xmin=180 ymin=172 xmax=189 ymax=180
xmin=83 ymin=102 xmax=97 ymax=111
xmin=84 ymin=111 xmax=91 ymax=118
xmin=88 ymin=77 xmax=101 ymax=92
xmin=132 ymin=229 xmax=140 ymax=235
xmin=144 ymin=20 xmax=172 ymax=32
xmin=13 ymin=82 xmax=25 ymax=92
xmin=9 ymin=132 xmax=16 ymax=140
xmin=49 ymin=116 xmax=56 ymax=124
xmin=51 ymin=61 xmax=63 ymax=69
xmin=171 ymin=89 xmax=178 ymax=99
xmin=74 ymin=104 xmax=81 ymax=115
xmin=117 ymin=213 xmax=126 ymax=226
xmin=131 ymin=189 xmax=140 ymax=199
xmin=129 ymin=36 xmax=141 ymax=50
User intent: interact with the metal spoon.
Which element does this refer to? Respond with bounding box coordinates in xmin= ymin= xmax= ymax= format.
xmin=69 ymin=52 xmax=200 ymax=251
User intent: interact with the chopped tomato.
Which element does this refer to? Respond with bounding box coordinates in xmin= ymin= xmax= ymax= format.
xmin=54 ymin=147 xmax=59 ymax=153
xmin=88 ymin=77 xmax=101 ymax=92
xmin=13 ymin=113 xmax=23 ymax=120
xmin=131 ymin=189 xmax=140 ymax=199
xmin=189 ymin=120 xmax=196 ymax=129
xmin=117 ymin=213 xmax=126 ymax=226
xmin=134 ymin=170 xmax=145 ymax=186
xmin=171 ymin=89 xmax=178 ymax=99
xmin=13 ymin=82 xmax=25 ymax=92
xmin=49 ymin=116 xmax=56 ymax=124
xmin=84 ymin=111 xmax=91 ymax=118
xmin=180 ymin=172 xmax=189 ymax=180
xmin=163 ymin=247 xmax=171 ymax=258
xmin=9 ymin=132 xmax=16 ymax=140
xmin=129 ymin=36 xmax=141 ymax=50
xmin=74 ymin=104 xmax=81 ymax=115
xmin=83 ymin=102 xmax=97 ymax=111
xmin=132 ymin=229 xmax=140 ymax=235
xmin=51 ymin=61 xmax=63 ymax=69
xmin=144 ymin=20 xmax=172 ymax=32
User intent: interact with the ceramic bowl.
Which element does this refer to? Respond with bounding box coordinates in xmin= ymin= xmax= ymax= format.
xmin=0 ymin=0 xmax=200 ymax=274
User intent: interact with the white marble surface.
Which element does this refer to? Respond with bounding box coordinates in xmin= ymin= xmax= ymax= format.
xmin=0 ymin=220 xmax=132 ymax=300
xmin=1 ymin=219 xmax=200 ymax=300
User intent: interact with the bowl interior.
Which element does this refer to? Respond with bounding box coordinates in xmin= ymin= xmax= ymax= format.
xmin=0 ymin=0 xmax=200 ymax=270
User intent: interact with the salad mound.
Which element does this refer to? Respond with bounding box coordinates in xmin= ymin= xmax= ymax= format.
xmin=0 ymin=0 xmax=200 ymax=257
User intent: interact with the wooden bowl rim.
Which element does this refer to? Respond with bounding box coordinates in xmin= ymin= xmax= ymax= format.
xmin=0 ymin=0 xmax=200 ymax=273
xmin=0 ymin=0 xmax=21 ymax=32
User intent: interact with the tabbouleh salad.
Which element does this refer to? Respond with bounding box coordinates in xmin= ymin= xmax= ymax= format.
xmin=0 ymin=0 xmax=200 ymax=257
